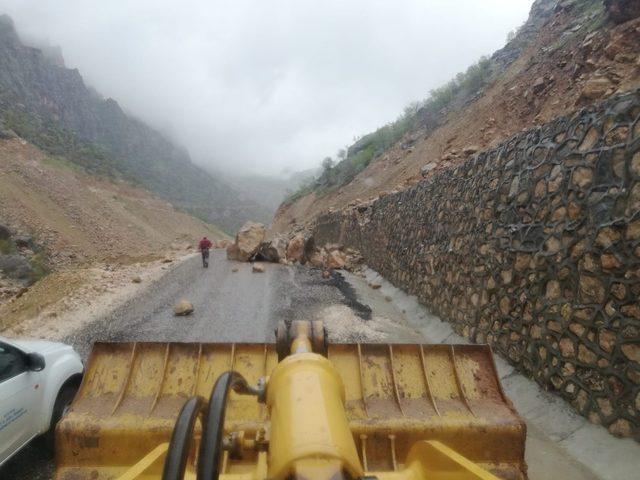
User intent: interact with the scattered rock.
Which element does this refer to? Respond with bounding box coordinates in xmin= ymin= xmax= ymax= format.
xmin=463 ymin=145 xmax=480 ymax=155
xmin=231 ymin=267 xmax=239 ymax=272
xmin=369 ymin=281 xmax=382 ymax=290
xmin=326 ymin=250 xmax=346 ymax=269
xmin=131 ymin=275 xmax=142 ymax=283
xmin=322 ymin=270 xmax=331 ymax=279
xmin=532 ymin=76 xmax=547 ymax=94
xmin=420 ymin=162 xmax=437 ymax=177
xmin=174 ymin=300 xmax=194 ymax=316
xmin=252 ymin=263 xmax=265 ymax=273
xmin=324 ymin=243 xmax=343 ymax=252
xmin=286 ymin=234 xmax=306 ymax=263
xmin=308 ymin=250 xmax=327 ymax=268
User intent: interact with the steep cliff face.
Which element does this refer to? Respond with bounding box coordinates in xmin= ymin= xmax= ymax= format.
xmin=273 ymin=0 xmax=640 ymax=232
xmin=0 ymin=15 xmax=268 ymax=232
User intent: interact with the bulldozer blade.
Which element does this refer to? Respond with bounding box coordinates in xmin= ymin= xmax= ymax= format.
xmin=55 ymin=342 xmax=525 ymax=480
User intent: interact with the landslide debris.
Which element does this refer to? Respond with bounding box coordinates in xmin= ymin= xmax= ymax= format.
xmin=225 ymin=221 xmax=364 ymax=275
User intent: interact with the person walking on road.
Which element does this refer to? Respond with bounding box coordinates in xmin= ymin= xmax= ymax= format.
xmin=199 ymin=236 xmax=213 ymax=267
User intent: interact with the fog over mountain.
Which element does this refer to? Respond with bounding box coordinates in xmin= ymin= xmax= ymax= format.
xmin=0 ymin=0 xmax=532 ymax=175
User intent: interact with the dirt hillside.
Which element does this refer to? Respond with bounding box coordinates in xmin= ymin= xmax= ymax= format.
xmin=0 ymin=138 xmax=226 ymax=264
xmin=0 ymin=137 xmax=230 ymax=331
xmin=273 ymin=0 xmax=640 ymax=232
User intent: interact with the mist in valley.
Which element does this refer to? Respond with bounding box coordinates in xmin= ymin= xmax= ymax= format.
xmin=0 ymin=0 xmax=533 ymax=185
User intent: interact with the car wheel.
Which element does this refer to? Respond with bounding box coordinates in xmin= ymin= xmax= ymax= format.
xmin=41 ymin=382 xmax=79 ymax=452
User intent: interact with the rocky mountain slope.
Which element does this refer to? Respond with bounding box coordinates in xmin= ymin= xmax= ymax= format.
xmin=273 ymin=0 xmax=640 ymax=231
xmin=0 ymin=135 xmax=227 ymax=291
xmin=0 ymin=14 xmax=267 ymax=233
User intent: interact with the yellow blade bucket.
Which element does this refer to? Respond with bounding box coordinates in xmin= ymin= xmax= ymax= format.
xmin=55 ymin=342 xmax=525 ymax=480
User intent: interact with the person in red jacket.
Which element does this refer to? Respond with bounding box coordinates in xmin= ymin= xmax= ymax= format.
xmin=199 ymin=236 xmax=213 ymax=267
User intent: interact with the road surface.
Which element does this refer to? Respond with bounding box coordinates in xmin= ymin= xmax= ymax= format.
xmin=2 ymin=251 xmax=602 ymax=479
xmin=1 ymin=251 xmax=417 ymax=479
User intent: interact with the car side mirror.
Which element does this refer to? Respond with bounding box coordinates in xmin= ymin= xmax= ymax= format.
xmin=27 ymin=352 xmax=45 ymax=371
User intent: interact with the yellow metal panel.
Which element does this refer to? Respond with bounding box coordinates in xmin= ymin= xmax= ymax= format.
xmin=327 ymin=343 xmax=526 ymax=478
xmin=55 ymin=342 xmax=526 ymax=480
xmin=266 ymin=353 xmax=363 ymax=480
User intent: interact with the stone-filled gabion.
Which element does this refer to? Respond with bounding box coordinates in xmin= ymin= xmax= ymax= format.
xmin=313 ymin=89 xmax=640 ymax=440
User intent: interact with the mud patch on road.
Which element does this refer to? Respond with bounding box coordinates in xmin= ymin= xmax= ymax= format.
xmin=325 ymin=270 xmax=371 ymax=320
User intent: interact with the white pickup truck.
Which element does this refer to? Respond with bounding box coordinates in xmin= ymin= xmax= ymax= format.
xmin=0 ymin=336 xmax=83 ymax=466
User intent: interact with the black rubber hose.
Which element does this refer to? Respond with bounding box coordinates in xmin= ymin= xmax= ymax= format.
xmin=197 ymin=371 xmax=253 ymax=480
xmin=162 ymin=396 xmax=205 ymax=480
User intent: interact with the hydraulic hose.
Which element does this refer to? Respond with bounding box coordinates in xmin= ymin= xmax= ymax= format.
xmin=162 ymin=396 xmax=205 ymax=480
xmin=197 ymin=371 xmax=256 ymax=480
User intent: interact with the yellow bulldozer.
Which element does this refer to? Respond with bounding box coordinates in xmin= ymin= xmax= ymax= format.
xmin=55 ymin=321 xmax=527 ymax=480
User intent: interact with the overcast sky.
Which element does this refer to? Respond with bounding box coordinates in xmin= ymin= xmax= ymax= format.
xmin=0 ymin=0 xmax=533 ymax=176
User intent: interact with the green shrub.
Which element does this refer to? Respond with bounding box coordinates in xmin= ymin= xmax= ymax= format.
xmin=0 ymin=238 xmax=16 ymax=255
xmin=27 ymin=253 xmax=49 ymax=282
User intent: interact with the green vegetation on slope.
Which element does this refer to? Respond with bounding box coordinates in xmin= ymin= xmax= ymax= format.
xmin=286 ymin=55 xmax=494 ymax=201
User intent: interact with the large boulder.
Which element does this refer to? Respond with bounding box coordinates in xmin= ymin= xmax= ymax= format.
xmin=286 ymin=234 xmax=306 ymax=263
xmin=226 ymin=242 xmax=239 ymax=260
xmin=257 ymin=236 xmax=287 ymax=263
xmin=604 ymin=0 xmax=640 ymax=23
xmin=232 ymin=222 xmax=266 ymax=262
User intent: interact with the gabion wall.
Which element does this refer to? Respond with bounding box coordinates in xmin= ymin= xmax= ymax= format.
xmin=313 ymin=89 xmax=640 ymax=439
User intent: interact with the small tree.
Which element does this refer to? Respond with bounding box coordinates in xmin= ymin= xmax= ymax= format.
xmin=322 ymin=157 xmax=334 ymax=170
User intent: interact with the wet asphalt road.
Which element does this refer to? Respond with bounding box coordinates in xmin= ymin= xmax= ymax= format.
xmin=2 ymin=250 xmax=365 ymax=479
